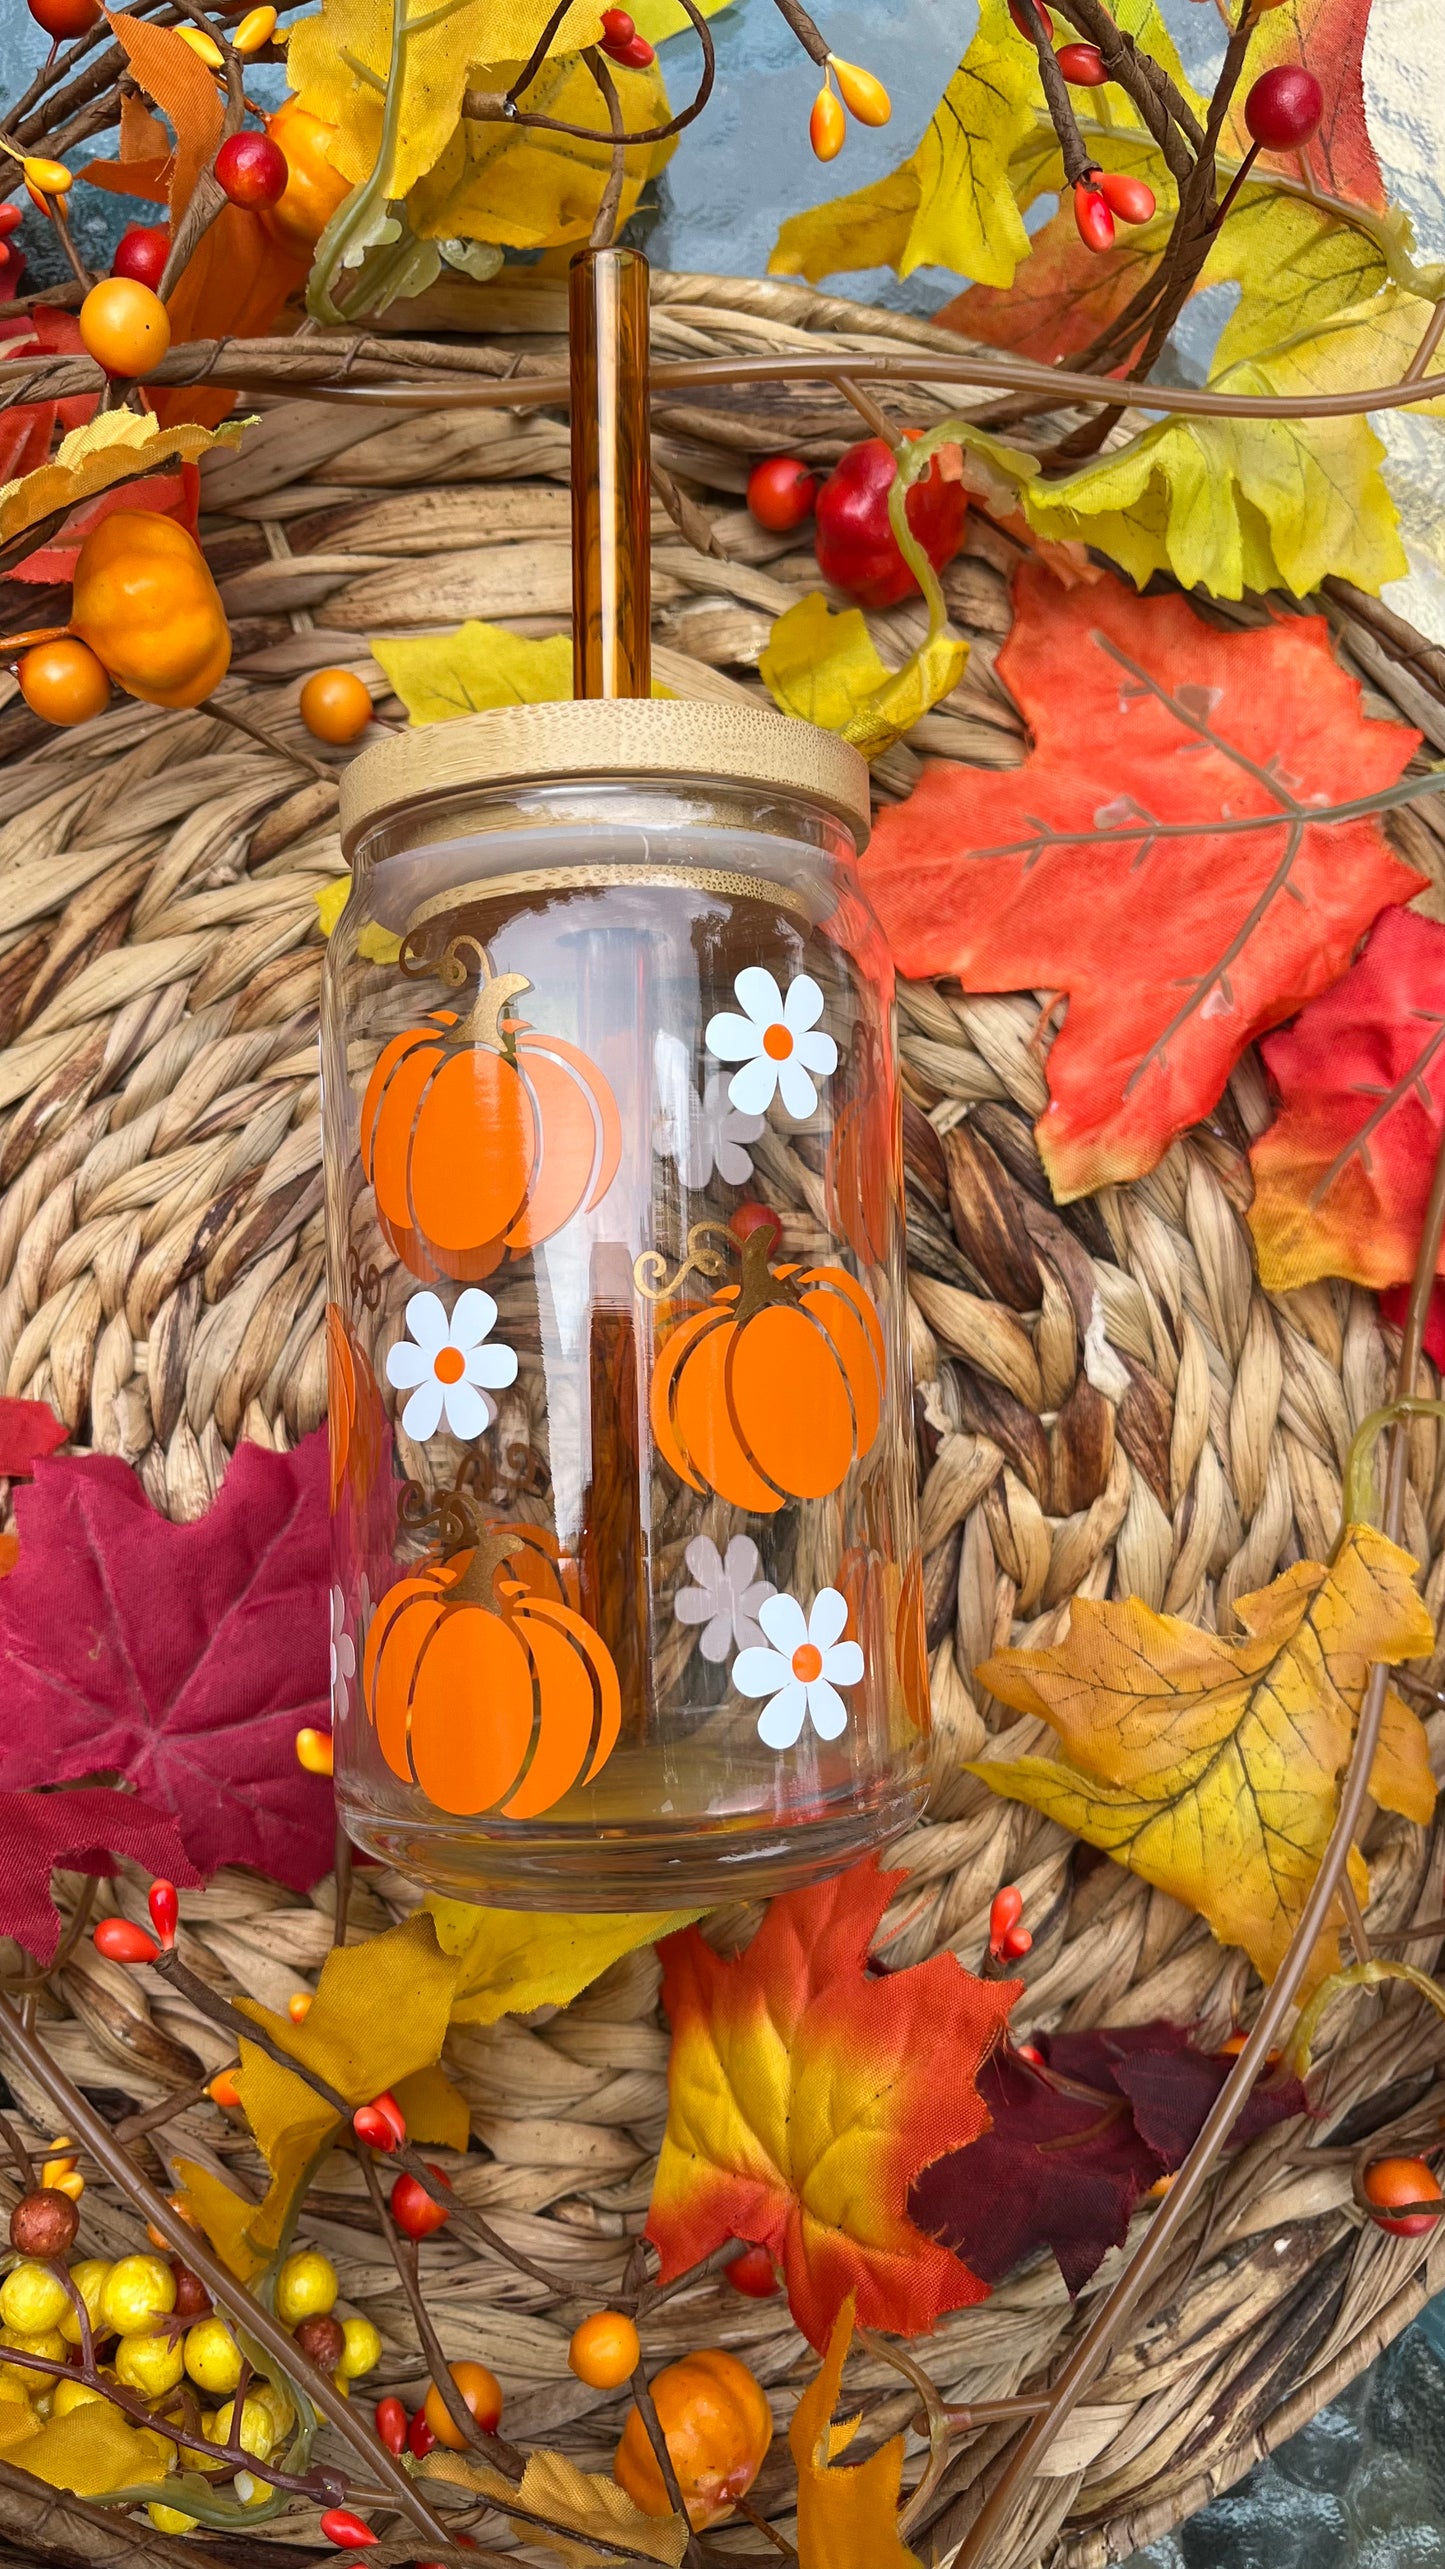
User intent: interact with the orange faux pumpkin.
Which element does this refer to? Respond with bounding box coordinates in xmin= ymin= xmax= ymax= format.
xmin=70 ymin=512 xmax=230 ymax=709
xmin=363 ymin=1522 xmax=620 ymax=1819
xmin=325 ymin=1303 xmax=385 ymax=1515
xmin=360 ymin=954 xmax=620 ymax=1283
xmin=614 ymin=2348 xmax=772 ymax=2530
xmin=650 ymin=1229 xmax=885 ymax=1512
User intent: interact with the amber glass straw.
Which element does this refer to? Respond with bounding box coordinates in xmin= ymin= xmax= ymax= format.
xmin=569 ymin=245 xmax=652 ymax=698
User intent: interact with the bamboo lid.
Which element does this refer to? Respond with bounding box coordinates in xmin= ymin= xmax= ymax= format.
xmin=339 ymin=698 xmax=872 ymax=854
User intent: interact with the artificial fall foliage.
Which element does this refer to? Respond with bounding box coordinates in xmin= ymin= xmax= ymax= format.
xmin=645 ymin=1857 xmax=1017 ymax=2350
xmin=426 ymin=1895 xmax=703 ymax=2024
xmin=0 ymin=1785 xmax=199 ymax=1965
xmin=0 ymin=411 xmax=243 ymax=555
xmin=911 ymin=2025 xmax=1307 ymax=2298
xmin=760 ymin=593 xmax=968 ymax=762
xmin=790 ymin=2296 xmax=923 ymax=2569
xmin=1249 ymin=906 xmax=1445 ymax=1294
xmin=971 ymin=1522 xmax=1436 ymax=1993
xmin=371 ymin=619 xmax=673 ymax=723
xmin=861 ymin=564 xmax=1424 ymax=1199
xmin=0 ymin=1398 xmax=65 ymax=1478
xmin=0 ymin=1435 xmax=333 ymax=1890
xmin=424 ymin=2444 xmax=690 ymax=2569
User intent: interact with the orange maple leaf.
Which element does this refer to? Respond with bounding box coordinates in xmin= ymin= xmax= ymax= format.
xmin=861 ymin=563 xmax=1424 ymax=1200
xmin=645 ymin=1858 xmax=1016 ymax=2350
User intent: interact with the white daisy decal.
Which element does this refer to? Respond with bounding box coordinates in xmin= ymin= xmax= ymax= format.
xmin=653 ymin=1031 xmax=764 ymax=1190
xmin=733 ymin=1586 xmax=863 ymax=1750
xmin=673 ymin=1534 xmax=776 ymax=1664
xmin=705 ymin=967 xmax=837 ymax=1122
xmin=384 ymin=1288 xmax=518 ymax=1442
xmin=329 ymin=1585 xmax=354 ymax=1725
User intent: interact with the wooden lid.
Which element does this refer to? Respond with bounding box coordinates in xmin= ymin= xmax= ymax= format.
xmin=339 ymin=698 xmax=872 ymax=853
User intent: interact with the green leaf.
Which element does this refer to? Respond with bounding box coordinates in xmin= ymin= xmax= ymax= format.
xmin=760 ymin=592 xmax=968 ymax=761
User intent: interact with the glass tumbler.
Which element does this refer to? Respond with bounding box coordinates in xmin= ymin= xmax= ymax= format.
xmin=323 ymin=698 xmax=929 ymax=1905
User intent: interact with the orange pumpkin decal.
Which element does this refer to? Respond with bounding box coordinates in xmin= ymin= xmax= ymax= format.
xmin=362 ymin=1520 xmax=620 ymax=1819
xmin=360 ymin=950 xmax=620 ymax=1283
xmin=650 ymin=1229 xmax=885 ymax=1513
xmin=326 ymin=1302 xmax=385 ymax=1515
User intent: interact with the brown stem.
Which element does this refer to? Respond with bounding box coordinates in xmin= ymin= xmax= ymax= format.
xmin=198 ymin=693 xmax=333 ymax=783
xmin=1212 ymin=135 xmax=1261 ymax=230
xmin=0 ymin=2105 xmax=37 ymax=2191
xmin=156 ymin=6 xmax=247 ymax=304
xmin=1050 ymin=0 xmax=1197 ymax=180
xmin=0 ymin=1996 xmax=453 ymax=2541
xmin=834 ymin=375 xmax=902 ymax=446
xmin=356 ymin=2147 xmax=525 ymax=2482
xmin=1018 ymin=0 xmax=1096 ymax=191
xmin=465 ymin=0 xmax=717 ymax=150
xmin=585 ymin=50 xmax=627 ymax=253
xmin=950 ymin=1122 xmax=1445 ymax=2569
xmin=113 ymin=2070 xmax=217 ymax=2145
xmin=629 ymin=2358 xmax=703 ymax=2569
xmin=768 ymin=0 xmax=830 ymax=70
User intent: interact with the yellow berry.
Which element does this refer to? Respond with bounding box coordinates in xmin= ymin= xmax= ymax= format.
xmin=50 ymin=2378 xmax=104 ymax=2417
xmin=232 ymin=2470 xmax=274 ymax=2506
xmin=0 ymin=2264 xmax=72 ymax=2335
xmin=212 ymin=2393 xmax=275 ymax=2459
xmin=294 ymin=1728 xmax=334 ymax=1776
xmin=274 ymin=2250 xmax=337 ymax=2325
xmin=252 ymin=2379 xmax=295 ymax=2443
xmin=101 ymin=2254 xmax=175 ymax=2336
xmin=810 ymin=84 xmax=845 ymax=160
xmin=0 ymin=2324 xmax=65 ymax=2363
xmin=184 ymin=2316 xmax=243 ymax=2394
xmin=568 ymin=2310 xmax=640 ymax=2390
xmin=287 ymin=1992 xmax=313 ymax=2023
xmin=174 ymin=23 xmax=224 ymax=65
xmin=115 ymin=2329 xmax=185 ymax=2398
xmin=58 ymin=2260 xmax=110 ymax=2346
xmin=234 ymin=6 xmax=278 ymax=49
xmin=148 ymin=2504 xmax=199 ymax=2535
xmin=22 ymin=158 xmax=72 ymax=196
xmin=336 ymin=2315 xmax=382 ymax=2381
xmin=829 ymin=56 xmax=891 ymax=125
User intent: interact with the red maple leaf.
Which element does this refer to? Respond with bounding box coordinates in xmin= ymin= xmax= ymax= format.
xmin=11 ymin=460 xmax=202 ymax=586
xmin=0 ymin=1786 xmax=202 ymax=1964
xmin=1249 ymin=907 xmax=1445 ymax=1294
xmin=0 ymin=1398 xmax=66 ymax=1478
xmin=0 ymin=1434 xmax=333 ymax=1887
xmin=861 ymin=564 xmax=1424 ymax=1200
xmin=910 ymin=2024 xmax=1306 ymax=2295
xmin=646 ymin=1858 xmax=1017 ymax=2348
xmin=0 ymin=308 xmax=98 ymax=490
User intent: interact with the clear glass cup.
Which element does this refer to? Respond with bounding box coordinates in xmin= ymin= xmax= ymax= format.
xmin=323 ymin=701 xmax=929 ymax=1904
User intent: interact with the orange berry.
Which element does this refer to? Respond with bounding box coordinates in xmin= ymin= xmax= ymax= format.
xmin=296 ymin=1726 xmax=334 ymax=1775
xmin=568 ymin=2312 xmax=640 ymax=2390
xmin=287 ymin=1992 xmax=313 ymax=2023
xmin=208 ymin=2070 xmax=241 ymax=2109
xmin=615 ymin=2350 xmax=772 ymax=2531
xmin=1362 ymin=2155 xmax=1444 ymax=2236
xmin=422 ymin=2361 xmax=503 ymax=2449
xmin=174 ymin=23 xmax=224 ymax=66
xmin=300 ymin=667 xmax=373 ymax=744
xmin=809 ymin=85 xmax=846 ymax=161
xmin=22 ymin=158 xmax=73 ymax=197
xmin=18 ymin=638 xmax=109 ymax=727
xmin=829 ymin=56 xmax=891 ymax=126
xmin=78 ymin=277 xmax=171 ymax=379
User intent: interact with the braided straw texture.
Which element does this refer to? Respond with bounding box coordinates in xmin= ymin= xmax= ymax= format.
xmin=3 ymin=274 xmax=1445 ymax=2568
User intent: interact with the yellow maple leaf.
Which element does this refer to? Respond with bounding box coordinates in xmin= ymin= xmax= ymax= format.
xmin=371 ymin=618 xmax=673 ymax=722
xmin=791 ymin=2297 xmax=923 ymax=2569
xmin=408 ymin=48 xmax=676 ymax=251
xmin=0 ymin=411 xmax=246 ymax=550
xmin=16 ymin=2402 xmax=174 ymax=2497
xmin=759 ymin=593 xmax=968 ymax=762
xmin=970 ymin=1521 xmax=1436 ymax=1992
xmin=172 ymin=2158 xmax=270 ymax=2285
xmin=424 ymin=2443 xmax=689 ymax=2568
xmin=426 ymin=1896 xmax=703 ymax=2026
xmin=227 ymin=1913 xmax=463 ymax=2246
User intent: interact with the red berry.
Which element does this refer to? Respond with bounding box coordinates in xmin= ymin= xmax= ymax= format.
xmin=294 ymin=2312 xmax=346 ymax=2371
xmin=1244 ymin=65 xmax=1324 ymax=153
xmin=813 ymin=436 xmax=967 ymax=611
xmin=93 ymin=1917 xmax=159 ymax=1965
xmin=747 ymin=454 xmax=818 ymax=532
xmin=600 ymin=6 xmax=634 ymax=33
xmin=1007 ymin=0 xmax=1053 ymax=32
xmin=0 ymin=207 xmax=22 ymax=238
xmin=319 ymin=2511 xmax=377 ymax=2548
xmin=390 ymin=2165 xmax=451 ymax=2241
xmin=27 ymin=0 xmax=102 ymax=34
xmin=1362 ymin=2155 xmax=1444 ymax=2238
xmin=725 ymin=2246 xmax=780 ymax=2298
xmin=1096 ymin=169 xmax=1155 ymax=225
xmin=353 ymin=2091 xmax=406 ymax=2152
xmin=10 ymin=2189 xmax=78 ymax=2258
xmin=111 ymin=225 xmax=168 ymax=289
xmin=408 ymin=2407 xmax=435 ymax=2458
xmin=1000 ymin=1925 xmax=1033 ymax=1959
xmin=988 ymin=1886 xmax=1025 ymax=1958
xmin=171 ymin=2260 xmax=211 ymax=2319
xmin=214 ymin=130 xmax=289 ymax=210
xmin=1055 ymin=42 xmax=1106 ymax=84
xmin=1073 ymin=178 xmax=1116 ymax=253
xmin=730 ymin=1200 xmax=783 ymax=1254
xmin=602 ymin=30 xmax=653 ymax=64
xmin=374 ymin=2394 xmax=407 ymax=2456
xmin=148 ymin=1879 xmax=178 ymax=1948
xmin=1015 ymin=2040 xmax=1045 ymax=2066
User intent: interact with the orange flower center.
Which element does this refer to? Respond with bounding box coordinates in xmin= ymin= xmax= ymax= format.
xmin=763 ymin=1022 xmax=794 ymax=1060
xmin=791 ymin=1642 xmax=823 ymax=1683
xmin=433 ymin=1345 xmax=466 ymax=1384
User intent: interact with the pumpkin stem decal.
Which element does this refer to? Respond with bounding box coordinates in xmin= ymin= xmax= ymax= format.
xmin=360 ymin=937 xmax=621 ymax=1284
xmin=649 ymin=1229 xmax=886 ymax=1514
xmin=363 ymin=1501 xmax=621 ymax=1820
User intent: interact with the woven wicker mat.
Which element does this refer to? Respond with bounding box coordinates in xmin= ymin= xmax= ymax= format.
xmin=2 ymin=272 xmax=1445 ymax=2568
